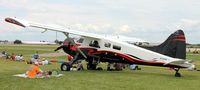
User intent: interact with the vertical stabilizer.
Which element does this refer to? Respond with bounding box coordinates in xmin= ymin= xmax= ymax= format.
xmin=145 ymin=30 xmax=186 ymax=59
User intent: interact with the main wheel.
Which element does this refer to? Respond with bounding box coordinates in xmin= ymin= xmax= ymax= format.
xmin=61 ymin=63 xmax=71 ymax=71
xmin=87 ymin=63 xmax=97 ymax=70
xmin=175 ymin=72 xmax=181 ymax=77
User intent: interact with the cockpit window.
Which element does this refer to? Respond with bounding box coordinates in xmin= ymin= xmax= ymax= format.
xmin=77 ymin=38 xmax=84 ymax=43
xmin=104 ymin=42 xmax=111 ymax=48
xmin=113 ymin=45 xmax=121 ymax=50
xmin=89 ymin=40 xmax=100 ymax=48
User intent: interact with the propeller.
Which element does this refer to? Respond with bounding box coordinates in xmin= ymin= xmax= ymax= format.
xmin=63 ymin=32 xmax=87 ymax=59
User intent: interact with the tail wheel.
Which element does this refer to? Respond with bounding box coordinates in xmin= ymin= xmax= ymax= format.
xmin=174 ymin=68 xmax=181 ymax=77
xmin=61 ymin=63 xmax=71 ymax=71
xmin=175 ymin=72 xmax=181 ymax=77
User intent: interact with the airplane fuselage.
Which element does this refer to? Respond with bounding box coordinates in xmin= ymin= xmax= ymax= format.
xmin=71 ymin=37 xmax=189 ymax=68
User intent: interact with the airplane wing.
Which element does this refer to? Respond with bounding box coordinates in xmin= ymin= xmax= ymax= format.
xmin=5 ymin=17 xmax=101 ymax=39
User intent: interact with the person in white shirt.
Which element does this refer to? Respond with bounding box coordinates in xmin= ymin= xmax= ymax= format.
xmin=15 ymin=54 xmax=24 ymax=61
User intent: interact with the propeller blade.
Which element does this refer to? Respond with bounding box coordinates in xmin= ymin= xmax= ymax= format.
xmin=63 ymin=33 xmax=87 ymax=58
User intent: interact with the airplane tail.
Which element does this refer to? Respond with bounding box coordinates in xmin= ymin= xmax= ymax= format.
xmin=145 ymin=30 xmax=186 ymax=59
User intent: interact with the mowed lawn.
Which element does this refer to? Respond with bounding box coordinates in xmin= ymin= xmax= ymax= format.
xmin=0 ymin=44 xmax=200 ymax=90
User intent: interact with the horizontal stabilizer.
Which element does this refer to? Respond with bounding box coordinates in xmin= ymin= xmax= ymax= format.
xmin=164 ymin=59 xmax=193 ymax=68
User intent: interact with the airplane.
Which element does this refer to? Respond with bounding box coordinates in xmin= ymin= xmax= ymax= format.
xmin=22 ymin=41 xmax=56 ymax=45
xmin=5 ymin=17 xmax=195 ymax=77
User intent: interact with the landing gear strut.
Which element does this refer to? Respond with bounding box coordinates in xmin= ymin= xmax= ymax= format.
xmin=60 ymin=33 xmax=87 ymax=71
xmin=174 ymin=68 xmax=181 ymax=77
xmin=87 ymin=56 xmax=100 ymax=70
xmin=87 ymin=63 xmax=97 ymax=70
xmin=60 ymin=52 xmax=80 ymax=71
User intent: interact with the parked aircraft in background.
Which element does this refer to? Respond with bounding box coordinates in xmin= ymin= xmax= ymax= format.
xmin=22 ymin=41 xmax=56 ymax=45
xmin=5 ymin=17 xmax=195 ymax=77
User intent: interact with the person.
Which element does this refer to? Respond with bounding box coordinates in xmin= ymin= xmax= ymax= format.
xmin=107 ymin=62 xmax=115 ymax=71
xmin=107 ymin=63 xmax=111 ymax=70
xmin=32 ymin=51 xmax=39 ymax=59
xmin=26 ymin=62 xmax=43 ymax=78
xmin=0 ymin=51 xmax=8 ymax=59
xmin=77 ymin=60 xmax=84 ymax=71
xmin=15 ymin=54 xmax=24 ymax=61
xmin=10 ymin=53 xmax=16 ymax=61
xmin=187 ymin=63 xmax=196 ymax=71
xmin=42 ymin=71 xmax=52 ymax=78
xmin=114 ymin=63 xmax=124 ymax=71
xmin=91 ymin=59 xmax=98 ymax=69
xmin=5 ymin=53 xmax=10 ymax=59
xmin=40 ymin=58 xmax=49 ymax=65
xmin=2 ymin=51 xmax=6 ymax=55
xmin=130 ymin=64 xmax=141 ymax=70
xmin=28 ymin=51 xmax=39 ymax=64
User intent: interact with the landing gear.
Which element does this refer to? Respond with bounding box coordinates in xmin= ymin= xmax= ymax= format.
xmin=87 ymin=63 xmax=97 ymax=70
xmin=61 ymin=62 xmax=71 ymax=71
xmin=174 ymin=68 xmax=181 ymax=77
xmin=60 ymin=33 xmax=87 ymax=72
xmin=175 ymin=72 xmax=181 ymax=77
xmin=60 ymin=52 xmax=80 ymax=71
xmin=87 ymin=57 xmax=100 ymax=70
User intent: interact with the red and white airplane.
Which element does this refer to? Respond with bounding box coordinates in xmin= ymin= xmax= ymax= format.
xmin=5 ymin=17 xmax=195 ymax=77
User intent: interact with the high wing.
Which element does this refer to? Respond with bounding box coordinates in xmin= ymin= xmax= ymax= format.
xmin=5 ymin=17 xmax=101 ymax=39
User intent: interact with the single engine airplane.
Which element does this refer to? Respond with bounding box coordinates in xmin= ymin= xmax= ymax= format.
xmin=5 ymin=17 xmax=195 ymax=77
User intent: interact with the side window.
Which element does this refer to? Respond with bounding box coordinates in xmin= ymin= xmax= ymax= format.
xmin=104 ymin=42 xmax=111 ymax=48
xmin=113 ymin=45 xmax=121 ymax=50
xmin=89 ymin=40 xmax=100 ymax=48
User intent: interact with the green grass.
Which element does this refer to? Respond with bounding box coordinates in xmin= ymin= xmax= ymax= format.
xmin=0 ymin=44 xmax=56 ymax=57
xmin=0 ymin=44 xmax=200 ymax=90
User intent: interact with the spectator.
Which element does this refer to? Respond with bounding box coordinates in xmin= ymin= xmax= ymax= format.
xmin=28 ymin=51 xmax=40 ymax=64
xmin=32 ymin=51 xmax=39 ymax=59
xmin=15 ymin=54 xmax=24 ymax=61
xmin=40 ymin=58 xmax=49 ymax=65
xmin=2 ymin=51 xmax=6 ymax=55
xmin=107 ymin=62 xmax=115 ymax=71
xmin=77 ymin=61 xmax=84 ymax=71
xmin=130 ymin=64 xmax=141 ymax=70
xmin=10 ymin=53 xmax=16 ymax=61
xmin=26 ymin=62 xmax=43 ymax=78
xmin=114 ymin=63 xmax=124 ymax=71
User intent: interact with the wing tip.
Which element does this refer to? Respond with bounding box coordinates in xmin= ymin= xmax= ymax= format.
xmin=5 ymin=17 xmax=28 ymax=27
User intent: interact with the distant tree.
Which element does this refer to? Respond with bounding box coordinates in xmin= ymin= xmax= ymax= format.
xmin=14 ymin=40 xmax=22 ymax=44
xmin=58 ymin=41 xmax=63 ymax=45
xmin=54 ymin=40 xmax=63 ymax=45
xmin=186 ymin=43 xmax=191 ymax=45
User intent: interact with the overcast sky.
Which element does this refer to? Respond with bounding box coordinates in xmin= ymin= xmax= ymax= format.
xmin=0 ymin=0 xmax=200 ymax=44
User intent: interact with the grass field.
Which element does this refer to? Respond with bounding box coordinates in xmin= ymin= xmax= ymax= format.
xmin=0 ymin=44 xmax=200 ymax=90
